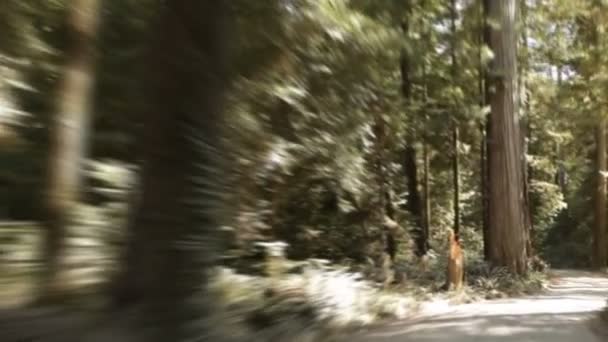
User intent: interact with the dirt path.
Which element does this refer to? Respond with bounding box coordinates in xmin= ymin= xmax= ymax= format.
xmin=2 ymin=270 xmax=607 ymax=341
xmin=350 ymin=270 xmax=608 ymax=341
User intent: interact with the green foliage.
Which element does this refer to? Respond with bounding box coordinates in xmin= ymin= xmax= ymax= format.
xmin=0 ymin=0 xmax=606 ymax=332
xmin=466 ymin=259 xmax=548 ymax=298
xmin=208 ymin=261 xmax=416 ymax=339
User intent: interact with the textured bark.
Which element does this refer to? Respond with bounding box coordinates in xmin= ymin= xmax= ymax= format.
xmin=113 ymin=2 xmax=231 ymax=340
xmin=42 ymin=0 xmax=101 ymax=301
xmin=593 ymin=119 xmax=607 ymax=269
xmin=486 ymin=0 xmax=529 ymax=274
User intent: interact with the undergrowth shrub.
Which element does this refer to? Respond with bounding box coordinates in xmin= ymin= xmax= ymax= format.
xmin=466 ymin=258 xmax=548 ymax=298
xmin=207 ymin=259 xmax=417 ymax=339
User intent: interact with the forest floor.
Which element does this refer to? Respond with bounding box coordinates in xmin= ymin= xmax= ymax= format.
xmin=344 ymin=269 xmax=608 ymax=341
xmin=2 ymin=270 xmax=608 ymax=341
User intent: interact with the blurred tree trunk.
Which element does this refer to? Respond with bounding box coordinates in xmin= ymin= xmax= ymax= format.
xmin=372 ymin=113 xmax=397 ymax=287
xmin=486 ymin=0 xmax=529 ymax=274
xmin=520 ymin=0 xmax=533 ymax=258
xmin=452 ymin=125 xmax=460 ymax=237
xmin=554 ymin=69 xmax=567 ymax=195
xmin=593 ymin=119 xmax=607 ymax=269
xmin=41 ymin=0 xmax=101 ymax=301
xmin=423 ymin=139 xmax=431 ymax=245
xmin=450 ymin=0 xmax=460 ymax=238
xmin=481 ymin=122 xmax=490 ymax=260
xmin=404 ymin=146 xmax=426 ymax=256
xmin=112 ymin=1 xmax=232 ymax=340
xmin=587 ymin=1 xmax=607 ymax=270
xmin=400 ymin=3 xmax=427 ymax=258
xmin=481 ymin=0 xmax=491 ymax=261
xmin=422 ymin=56 xmax=431 ymax=250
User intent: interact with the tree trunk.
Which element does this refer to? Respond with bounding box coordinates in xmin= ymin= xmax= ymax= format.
xmin=41 ymin=0 xmax=101 ymax=301
xmin=400 ymin=3 xmax=427 ymax=257
xmin=372 ymin=114 xmax=397 ymax=285
xmin=404 ymin=146 xmax=426 ymax=257
xmin=593 ymin=119 xmax=607 ymax=269
xmin=421 ymin=40 xmax=431 ymax=255
xmin=486 ymin=0 xmax=529 ymax=274
xmin=384 ymin=190 xmax=397 ymax=263
xmin=519 ymin=0 xmax=533 ymax=258
xmin=480 ymin=0 xmax=491 ymax=260
xmin=452 ymin=125 xmax=460 ymax=237
xmin=423 ymin=140 xmax=431 ymax=245
xmin=450 ymin=0 xmax=460 ymax=238
xmin=554 ymin=69 xmax=568 ymax=195
xmin=481 ymin=122 xmax=490 ymax=260
xmin=522 ymin=121 xmax=533 ymax=258
xmin=112 ymin=2 xmax=232 ymax=340
xmin=400 ymin=3 xmax=413 ymax=101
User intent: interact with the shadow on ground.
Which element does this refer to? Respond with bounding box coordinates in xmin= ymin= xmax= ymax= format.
xmin=345 ymin=270 xmax=608 ymax=342
xmin=352 ymin=311 xmax=599 ymax=341
xmin=2 ymin=270 xmax=607 ymax=342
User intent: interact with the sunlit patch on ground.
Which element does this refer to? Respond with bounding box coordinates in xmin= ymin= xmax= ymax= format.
xmin=344 ymin=270 xmax=608 ymax=342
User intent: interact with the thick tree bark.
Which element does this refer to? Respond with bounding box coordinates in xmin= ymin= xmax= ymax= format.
xmin=113 ymin=2 xmax=232 ymax=340
xmin=593 ymin=119 xmax=607 ymax=269
xmin=42 ymin=0 xmax=101 ymax=301
xmin=486 ymin=0 xmax=529 ymax=274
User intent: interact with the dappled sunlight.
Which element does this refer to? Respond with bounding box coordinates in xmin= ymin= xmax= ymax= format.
xmin=2 ymin=0 xmax=608 ymax=341
xmin=347 ymin=271 xmax=608 ymax=341
xmin=359 ymin=312 xmax=597 ymax=341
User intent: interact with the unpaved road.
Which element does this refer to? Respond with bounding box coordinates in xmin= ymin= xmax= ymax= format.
xmin=352 ymin=270 xmax=608 ymax=341
xmin=2 ymin=270 xmax=607 ymax=341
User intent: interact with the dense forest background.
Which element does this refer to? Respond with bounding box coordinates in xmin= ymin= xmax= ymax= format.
xmin=1 ymin=0 xmax=608 ymax=341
